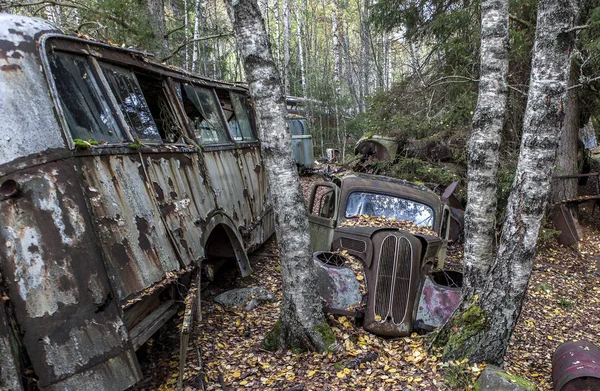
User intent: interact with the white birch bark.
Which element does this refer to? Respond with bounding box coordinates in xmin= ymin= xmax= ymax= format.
xmin=225 ymin=0 xmax=333 ymax=352
xmin=439 ymin=0 xmax=579 ymax=364
xmin=462 ymin=0 xmax=510 ymax=297
xmin=283 ymin=0 xmax=291 ymax=94
xmin=332 ymin=7 xmax=341 ymax=89
xmin=191 ymin=0 xmax=201 ymax=73
xmin=295 ymin=8 xmax=306 ymax=96
xmin=184 ymin=0 xmax=189 ymax=70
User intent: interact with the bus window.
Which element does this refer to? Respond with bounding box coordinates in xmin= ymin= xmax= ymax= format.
xmin=48 ymin=52 xmax=125 ymax=143
xmin=99 ymin=62 xmax=162 ymax=142
xmin=229 ymin=93 xmax=256 ymax=142
xmin=136 ymin=73 xmax=181 ymax=143
xmin=180 ymin=84 xmax=229 ymax=145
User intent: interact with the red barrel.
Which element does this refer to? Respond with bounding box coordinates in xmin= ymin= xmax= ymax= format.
xmin=552 ymin=340 xmax=600 ymax=391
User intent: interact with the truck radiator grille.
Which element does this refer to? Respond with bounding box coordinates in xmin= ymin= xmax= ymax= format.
xmin=391 ymin=237 xmax=412 ymax=324
xmin=374 ymin=235 xmax=397 ymax=322
xmin=340 ymin=237 xmax=367 ymax=253
xmin=373 ymin=235 xmax=413 ymax=324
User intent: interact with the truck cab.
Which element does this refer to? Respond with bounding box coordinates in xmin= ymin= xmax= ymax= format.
xmin=308 ymin=174 xmax=454 ymax=336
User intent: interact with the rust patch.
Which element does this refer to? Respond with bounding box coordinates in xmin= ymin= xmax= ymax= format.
xmin=0 ymin=64 xmax=22 ymax=72
xmin=135 ymin=217 xmax=152 ymax=251
xmin=152 ymin=182 xmax=164 ymax=202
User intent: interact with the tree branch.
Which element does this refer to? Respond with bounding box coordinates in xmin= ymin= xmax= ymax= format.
xmin=161 ymin=33 xmax=232 ymax=63
xmin=508 ymin=84 xmax=527 ymax=96
xmin=509 ymin=13 xmax=533 ymax=29
xmin=2 ymin=0 xmax=131 ymax=29
xmin=567 ymin=75 xmax=600 ymax=90
xmin=425 ymin=75 xmax=478 ymax=89
xmin=166 ymin=24 xmax=186 ymax=37
xmin=561 ymin=24 xmax=589 ymax=33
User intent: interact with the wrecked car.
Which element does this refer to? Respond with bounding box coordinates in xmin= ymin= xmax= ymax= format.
xmin=0 ymin=15 xmax=274 ymax=391
xmin=308 ymin=174 xmax=461 ymax=336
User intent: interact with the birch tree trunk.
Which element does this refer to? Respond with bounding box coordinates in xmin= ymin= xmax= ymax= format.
xmin=225 ymin=0 xmax=334 ymax=352
xmin=191 ymin=0 xmax=202 ymax=73
xmin=437 ymin=0 xmax=579 ymax=365
xmin=463 ymin=0 xmax=509 ymax=301
xmin=184 ymin=0 xmax=189 ymax=69
xmin=295 ymin=8 xmax=306 ymax=96
xmin=283 ymin=0 xmax=291 ymax=94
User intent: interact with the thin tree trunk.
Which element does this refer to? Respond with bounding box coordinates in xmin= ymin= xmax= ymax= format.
xmin=552 ymin=64 xmax=580 ymax=203
xmin=283 ymin=0 xmax=290 ymax=94
xmin=332 ymin=6 xmax=341 ymax=88
xmin=225 ymin=0 xmax=333 ymax=352
xmin=437 ymin=0 xmax=579 ymax=365
xmin=464 ymin=0 xmax=510 ymax=299
xmin=184 ymin=0 xmax=189 ymax=70
xmin=275 ymin=0 xmax=282 ymax=74
xmin=191 ymin=0 xmax=201 ymax=73
xmin=145 ymin=0 xmax=169 ymax=59
xmin=295 ymin=8 xmax=306 ymax=96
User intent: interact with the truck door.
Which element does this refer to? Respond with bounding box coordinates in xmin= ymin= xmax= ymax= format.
xmin=308 ymin=182 xmax=340 ymax=251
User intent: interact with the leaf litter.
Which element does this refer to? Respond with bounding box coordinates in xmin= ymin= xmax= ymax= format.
xmin=133 ymin=177 xmax=600 ymax=391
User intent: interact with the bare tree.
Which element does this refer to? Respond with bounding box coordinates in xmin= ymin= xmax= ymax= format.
xmin=224 ymin=0 xmax=334 ymax=352
xmin=436 ymin=0 xmax=580 ymax=364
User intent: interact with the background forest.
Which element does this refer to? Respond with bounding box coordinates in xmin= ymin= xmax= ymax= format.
xmin=3 ymin=0 xmax=600 ymax=197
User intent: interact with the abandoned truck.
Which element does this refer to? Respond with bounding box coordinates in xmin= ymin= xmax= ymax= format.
xmin=308 ymin=174 xmax=461 ymax=336
xmin=0 ymin=15 xmax=274 ymax=391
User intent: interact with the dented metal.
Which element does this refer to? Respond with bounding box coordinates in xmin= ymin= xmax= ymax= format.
xmin=0 ymin=14 xmax=275 ymax=390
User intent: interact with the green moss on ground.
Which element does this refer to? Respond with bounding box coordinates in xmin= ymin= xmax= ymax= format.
xmin=497 ymin=371 xmax=536 ymax=389
xmin=262 ymin=320 xmax=281 ymax=351
xmin=313 ymin=322 xmax=336 ymax=349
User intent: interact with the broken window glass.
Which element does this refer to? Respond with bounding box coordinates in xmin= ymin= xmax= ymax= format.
xmin=180 ymin=84 xmax=229 ymax=145
xmin=48 ymin=52 xmax=124 ymax=143
xmin=345 ymin=192 xmax=435 ymax=228
xmin=100 ymin=62 xmax=161 ymax=142
xmin=136 ymin=74 xmax=181 ymax=143
xmin=229 ymin=93 xmax=256 ymax=142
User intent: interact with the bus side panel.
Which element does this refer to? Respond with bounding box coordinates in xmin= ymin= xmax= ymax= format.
xmin=236 ymin=146 xmax=275 ymax=249
xmin=143 ymin=153 xmax=216 ymax=265
xmin=0 ymin=161 xmax=141 ymax=389
xmin=203 ymin=150 xmax=254 ymax=230
xmin=78 ymin=154 xmax=181 ymax=301
xmin=0 ymin=297 xmax=22 ymax=391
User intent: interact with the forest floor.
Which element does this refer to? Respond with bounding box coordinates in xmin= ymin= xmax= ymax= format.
xmin=133 ymin=176 xmax=600 ymax=391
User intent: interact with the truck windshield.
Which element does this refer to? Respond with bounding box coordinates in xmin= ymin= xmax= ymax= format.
xmin=345 ymin=192 xmax=434 ymax=228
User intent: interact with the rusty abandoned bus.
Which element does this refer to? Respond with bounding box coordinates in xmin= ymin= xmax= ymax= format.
xmin=0 ymin=14 xmax=274 ymax=390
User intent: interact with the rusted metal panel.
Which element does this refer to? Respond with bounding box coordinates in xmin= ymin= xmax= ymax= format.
xmin=416 ymin=270 xmax=462 ymax=329
xmin=143 ymin=153 xmax=216 ymax=265
xmin=78 ymin=153 xmax=181 ymax=300
xmin=0 ymin=161 xmax=140 ymax=388
xmin=234 ymin=146 xmax=274 ymax=248
xmin=203 ymin=149 xmax=255 ymax=231
xmin=0 ymin=15 xmax=66 ymax=167
xmin=551 ymin=204 xmax=580 ymax=245
xmin=552 ymin=340 xmax=600 ymax=391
